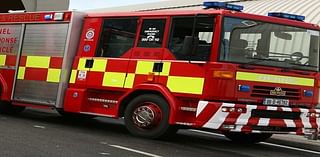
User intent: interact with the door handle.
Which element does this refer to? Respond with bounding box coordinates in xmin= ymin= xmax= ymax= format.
xmin=153 ymin=62 xmax=163 ymax=72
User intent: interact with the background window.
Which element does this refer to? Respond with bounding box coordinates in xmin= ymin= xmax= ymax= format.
xmin=97 ymin=18 xmax=137 ymax=57
xmin=138 ymin=19 xmax=166 ymax=48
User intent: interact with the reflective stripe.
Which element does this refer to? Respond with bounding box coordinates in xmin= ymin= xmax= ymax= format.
xmin=103 ymin=72 xmax=126 ymax=87
xmin=167 ymin=76 xmax=204 ymax=94
xmin=69 ymin=70 xmax=77 ymax=83
xmin=91 ymin=59 xmax=107 ymax=72
xmin=236 ymin=71 xmax=314 ymax=86
xmin=135 ymin=61 xmax=154 ymax=75
xmin=0 ymin=55 xmax=6 ymax=66
xmin=26 ymin=56 xmax=50 ymax=68
xmin=47 ymin=68 xmax=61 ymax=83
xmin=136 ymin=61 xmax=171 ymax=76
xmin=124 ymin=73 xmax=135 ymax=88
xmin=77 ymin=58 xmax=90 ymax=71
xmin=17 ymin=67 xmax=25 ymax=80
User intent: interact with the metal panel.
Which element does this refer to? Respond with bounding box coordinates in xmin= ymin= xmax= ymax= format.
xmin=14 ymin=80 xmax=58 ymax=105
xmin=14 ymin=23 xmax=69 ymax=105
xmin=22 ymin=24 xmax=68 ymax=57
xmin=56 ymin=12 xmax=87 ymax=108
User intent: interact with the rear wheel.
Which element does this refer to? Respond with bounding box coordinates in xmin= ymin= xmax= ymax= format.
xmin=224 ymin=132 xmax=272 ymax=144
xmin=124 ymin=94 xmax=176 ymax=139
xmin=0 ymin=101 xmax=25 ymax=114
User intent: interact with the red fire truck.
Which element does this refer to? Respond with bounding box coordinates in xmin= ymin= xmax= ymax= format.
xmin=0 ymin=2 xmax=319 ymax=143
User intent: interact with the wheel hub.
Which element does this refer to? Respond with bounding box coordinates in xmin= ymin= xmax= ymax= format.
xmin=132 ymin=103 xmax=162 ymax=128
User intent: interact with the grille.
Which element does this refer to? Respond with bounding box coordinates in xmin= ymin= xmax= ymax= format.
xmin=251 ymin=86 xmax=300 ymax=100
xmin=251 ymin=110 xmax=301 ymax=120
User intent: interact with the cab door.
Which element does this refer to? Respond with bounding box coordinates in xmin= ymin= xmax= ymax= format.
xmin=85 ymin=17 xmax=139 ymax=89
xmin=130 ymin=17 xmax=169 ymax=85
xmin=159 ymin=15 xmax=215 ymax=96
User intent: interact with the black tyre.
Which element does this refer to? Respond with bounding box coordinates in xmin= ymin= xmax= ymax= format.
xmin=0 ymin=101 xmax=25 ymax=114
xmin=124 ymin=94 xmax=175 ymax=139
xmin=224 ymin=132 xmax=272 ymax=144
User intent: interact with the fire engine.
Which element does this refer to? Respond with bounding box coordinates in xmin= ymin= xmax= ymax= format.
xmin=0 ymin=2 xmax=319 ymax=143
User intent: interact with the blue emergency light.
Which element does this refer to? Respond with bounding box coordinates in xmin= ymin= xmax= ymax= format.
xmin=268 ymin=12 xmax=305 ymax=21
xmin=203 ymin=1 xmax=243 ymax=12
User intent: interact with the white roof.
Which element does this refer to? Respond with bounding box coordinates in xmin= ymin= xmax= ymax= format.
xmin=89 ymin=0 xmax=320 ymax=24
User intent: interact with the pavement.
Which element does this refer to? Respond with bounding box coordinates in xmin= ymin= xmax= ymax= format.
xmin=267 ymin=134 xmax=320 ymax=151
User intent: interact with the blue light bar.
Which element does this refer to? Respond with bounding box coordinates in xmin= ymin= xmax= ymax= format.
xmin=203 ymin=1 xmax=243 ymax=12
xmin=268 ymin=12 xmax=305 ymax=21
xmin=304 ymin=90 xmax=313 ymax=97
xmin=239 ymin=85 xmax=250 ymax=92
xmin=44 ymin=14 xmax=53 ymax=20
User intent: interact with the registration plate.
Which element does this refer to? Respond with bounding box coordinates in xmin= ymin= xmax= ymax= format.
xmin=263 ymin=98 xmax=289 ymax=106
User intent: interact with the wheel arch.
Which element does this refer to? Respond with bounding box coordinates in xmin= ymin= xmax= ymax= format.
xmin=118 ymin=83 xmax=178 ymax=124
xmin=0 ymin=73 xmax=9 ymax=100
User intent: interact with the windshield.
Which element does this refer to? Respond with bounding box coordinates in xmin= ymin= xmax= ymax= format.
xmin=220 ymin=17 xmax=320 ymax=71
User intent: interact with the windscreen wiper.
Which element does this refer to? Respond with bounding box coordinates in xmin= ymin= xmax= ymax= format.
xmin=281 ymin=62 xmax=317 ymax=74
xmin=238 ymin=57 xmax=275 ymax=69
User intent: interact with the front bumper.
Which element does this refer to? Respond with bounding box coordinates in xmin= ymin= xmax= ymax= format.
xmin=195 ymin=101 xmax=320 ymax=136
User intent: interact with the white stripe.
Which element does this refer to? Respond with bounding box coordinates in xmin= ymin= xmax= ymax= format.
xmin=282 ymin=107 xmax=296 ymax=128
xmin=267 ymin=106 xmax=278 ymax=111
xmin=196 ymin=101 xmax=208 ymax=117
xmin=109 ymin=145 xmax=162 ymax=157
xmin=233 ymin=105 xmax=257 ymax=132
xmin=300 ymin=108 xmax=312 ymax=128
xmin=257 ymin=106 xmax=277 ymax=126
xmin=257 ymin=118 xmax=270 ymax=126
xmin=261 ymin=142 xmax=320 ymax=155
xmin=189 ymin=129 xmax=320 ymax=155
xmin=203 ymin=103 xmax=234 ymax=129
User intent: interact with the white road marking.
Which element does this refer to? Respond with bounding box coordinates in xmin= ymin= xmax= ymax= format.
xmin=260 ymin=142 xmax=320 ymax=155
xmin=99 ymin=152 xmax=110 ymax=156
xmin=109 ymin=144 xmax=163 ymax=157
xmin=189 ymin=129 xmax=224 ymax=137
xmin=188 ymin=129 xmax=320 ymax=155
xmin=33 ymin=125 xmax=46 ymax=129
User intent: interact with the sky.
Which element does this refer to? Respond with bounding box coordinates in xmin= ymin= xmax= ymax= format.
xmin=69 ymin=0 xmax=165 ymax=10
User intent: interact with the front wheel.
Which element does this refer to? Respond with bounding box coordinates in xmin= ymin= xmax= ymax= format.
xmin=224 ymin=132 xmax=273 ymax=144
xmin=124 ymin=94 xmax=175 ymax=139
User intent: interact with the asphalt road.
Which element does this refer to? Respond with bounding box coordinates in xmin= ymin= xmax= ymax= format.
xmin=0 ymin=108 xmax=319 ymax=157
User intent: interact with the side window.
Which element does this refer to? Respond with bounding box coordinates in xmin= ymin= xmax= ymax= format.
xmin=138 ymin=19 xmax=166 ymax=48
xmin=168 ymin=16 xmax=214 ymax=61
xmin=97 ymin=18 xmax=137 ymax=57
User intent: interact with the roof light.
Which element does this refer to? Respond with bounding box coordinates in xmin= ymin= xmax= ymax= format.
xmin=268 ymin=12 xmax=305 ymax=21
xmin=54 ymin=13 xmax=64 ymax=21
xmin=44 ymin=14 xmax=53 ymax=20
xmin=203 ymin=1 xmax=243 ymax=12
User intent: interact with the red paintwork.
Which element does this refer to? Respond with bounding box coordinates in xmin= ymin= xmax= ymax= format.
xmin=0 ymin=9 xmax=319 ymax=135
xmin=0 ymin=11 xmax=72 ymax=23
